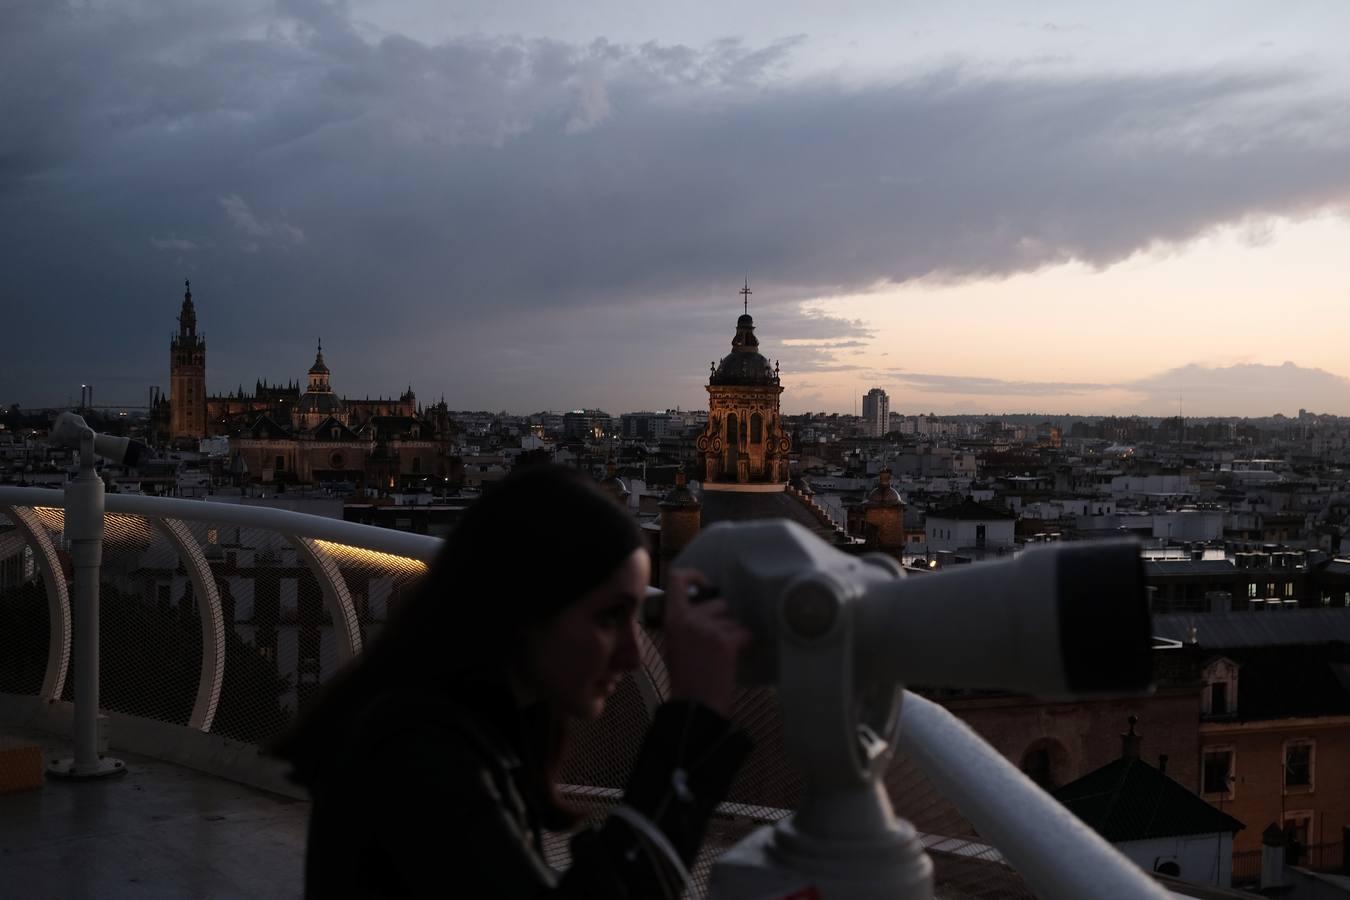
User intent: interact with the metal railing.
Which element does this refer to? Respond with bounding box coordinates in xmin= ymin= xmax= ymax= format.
xmin=0 ymin=485 xmax=1174 ymax=898
xmin=1233 ymin=841 xmax=1348 ymax=883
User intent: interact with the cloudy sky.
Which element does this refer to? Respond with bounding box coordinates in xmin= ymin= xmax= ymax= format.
xmin=5 ymin=1 xmax=1350 ymax=416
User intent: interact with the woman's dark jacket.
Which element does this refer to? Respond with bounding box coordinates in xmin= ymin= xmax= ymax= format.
xmin=296 ymin=687 xmax=751 ymax=899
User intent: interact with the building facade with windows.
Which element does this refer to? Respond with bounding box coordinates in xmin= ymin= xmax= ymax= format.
xmin=924 ymin=497 xmax=1017 ymax=553
xmin=862 ymin=387 xmax=889 ymax=438
xmin=1196 ymin=643 xmax=1350 ymax=854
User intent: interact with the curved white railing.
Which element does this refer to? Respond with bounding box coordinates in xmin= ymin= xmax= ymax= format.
xmin=0 ymin=485 xmax=1176 ymax=899
xmin=0 ymin=487 xmax=439 ymax=733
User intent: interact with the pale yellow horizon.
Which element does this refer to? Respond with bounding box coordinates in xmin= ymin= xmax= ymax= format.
xmin=780 ymin=213 xmax=1350 ymax=418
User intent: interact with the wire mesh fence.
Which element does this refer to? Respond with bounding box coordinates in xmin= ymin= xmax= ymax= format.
xmin=0 ymin=511 xmax=50 ymax=697
xmin=0 ymin=506 xmax=429 ymax=746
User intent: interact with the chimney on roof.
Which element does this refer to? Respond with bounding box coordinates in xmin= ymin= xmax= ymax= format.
xmin=1121 ymin=715 xmax=1141 ymax=762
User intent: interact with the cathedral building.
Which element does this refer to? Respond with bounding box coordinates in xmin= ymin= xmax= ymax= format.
xmin=161 ymin=281 xmax=457 ymax=489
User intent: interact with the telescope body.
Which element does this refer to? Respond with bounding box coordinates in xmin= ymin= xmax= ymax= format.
xmin=673 ymin=519 xmax=1150 ymax=698
xmin=673 ymin=519 xmax=1153 ymax=900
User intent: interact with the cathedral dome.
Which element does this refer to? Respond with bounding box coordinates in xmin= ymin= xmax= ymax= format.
xmin=711 ymin=350 xmax=777 ymax=386
xmin=300 ymin=391 xmax=343 ymax=416
xmin=866 ymin=470 xmax=903 ymax=507
xmin=710 ymin=312 xmax=779 ymax=387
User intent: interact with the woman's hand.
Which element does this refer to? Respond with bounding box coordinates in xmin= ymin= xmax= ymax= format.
xmin=661 ymin=569 xmax=752 ymax=717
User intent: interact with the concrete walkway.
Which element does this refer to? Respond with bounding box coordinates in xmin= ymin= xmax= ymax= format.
xmin=1 ymin=734 xmax=309 ymax=899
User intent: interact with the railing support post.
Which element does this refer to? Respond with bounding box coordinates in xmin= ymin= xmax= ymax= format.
xmin=49 ymin=433 xmax=125 ymax=779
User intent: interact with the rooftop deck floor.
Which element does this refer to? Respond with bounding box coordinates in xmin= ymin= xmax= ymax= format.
xmin=1 ymin=734 xmax=308 ymax=900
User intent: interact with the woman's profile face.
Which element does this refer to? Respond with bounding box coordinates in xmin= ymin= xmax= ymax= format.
xmin=527 ymin=548 xmax=650 ymax=721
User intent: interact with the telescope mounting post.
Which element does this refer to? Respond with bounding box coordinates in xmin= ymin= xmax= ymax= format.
xmin=709 ymin=569 xmax=933 ymax=900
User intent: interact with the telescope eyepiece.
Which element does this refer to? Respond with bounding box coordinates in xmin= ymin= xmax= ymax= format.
xmin=641 ymin=584 xmax=720 ymax=629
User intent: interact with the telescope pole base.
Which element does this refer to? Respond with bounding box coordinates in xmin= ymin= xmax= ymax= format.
xmin=47 ymin=756 xmax=127 ymax=780
xmin=708 ymin=820 xmax=933 ymax=900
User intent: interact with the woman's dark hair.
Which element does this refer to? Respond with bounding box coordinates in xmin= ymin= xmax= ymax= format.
xmin=270 ymin=464 xmax=646 ymax=824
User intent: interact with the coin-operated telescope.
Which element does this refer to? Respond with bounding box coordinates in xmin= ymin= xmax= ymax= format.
xmin=670 ymin=519 xmax=1151 ymax=900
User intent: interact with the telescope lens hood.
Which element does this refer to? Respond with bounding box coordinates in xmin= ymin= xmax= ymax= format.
xmin=1056 ymin=541 xmax=1152 ymax=692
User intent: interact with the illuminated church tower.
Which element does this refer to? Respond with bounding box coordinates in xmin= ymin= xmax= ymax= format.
xmin=170 ymin=279 xmax=207 ymax=440
xmin=696 ymin=281 xmax=792 ymax=489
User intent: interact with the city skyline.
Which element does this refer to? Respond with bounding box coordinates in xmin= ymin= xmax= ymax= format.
xmin=5 ymin=3 xmax=1350 ymax=415
xmin=12 ymin=278 xmax=1350 ymax=421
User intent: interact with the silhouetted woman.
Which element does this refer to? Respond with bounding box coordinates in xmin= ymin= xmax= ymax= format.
xmin=271 ymin=464 xmax=751 ymax=898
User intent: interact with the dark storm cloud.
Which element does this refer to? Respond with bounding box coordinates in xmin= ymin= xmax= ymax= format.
xmin=4 ymin=0 xmax=1350 ymax=408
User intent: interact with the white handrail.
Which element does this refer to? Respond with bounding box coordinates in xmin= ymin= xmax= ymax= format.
xmin=898 ymin=690 xmax=1172 ymax=900
xmin=0 ymin=487 xmax=443 ymax=561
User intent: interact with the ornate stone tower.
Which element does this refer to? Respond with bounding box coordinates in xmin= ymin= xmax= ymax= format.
xmin=297 ymin=341 xmax=345 ymax=430
xmin=657 ymin=469 xmax=702 ymax=586
xmin=307 ymin=341 xmax=331 ymax=394
xmin=169 ymin=279 xmax=207 ymax=440
xmin=862 ymin=469 xmax=905 ymax=555
xmin=696 ymin=281 xmax=792 ymax=490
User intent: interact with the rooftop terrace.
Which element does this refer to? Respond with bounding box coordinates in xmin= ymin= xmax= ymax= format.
xmin=0 ymin=485 xmax=1194 ymax=898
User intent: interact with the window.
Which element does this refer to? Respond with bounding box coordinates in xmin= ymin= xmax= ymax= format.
xmin=1202 ymin=748 xmax=1234 ymax=796
xmin=275 ymin=455 xmax=285 ymax=472
xmin=1020 ymin=738 xmax=1070 ymax=789
xmin=1247 ymin=583 xmax=1258 ymax=599
xmin=1209 ymin=655 xmax=1236 ymax=717
xmin=1285 ymin=582 xmax=1294 ymax=597
xmin=751 ymin=413 xmax=763 ymax=443
xmin=1284 ymin=741 xmax=1314 ymax=792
